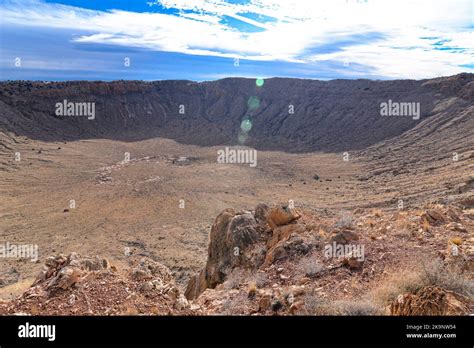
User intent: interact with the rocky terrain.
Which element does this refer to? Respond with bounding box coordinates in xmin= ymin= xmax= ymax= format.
xmin=0 ymin=202 xmax=472 ymax=315
xmin=0 ymin=74 xmax=472 ymax=315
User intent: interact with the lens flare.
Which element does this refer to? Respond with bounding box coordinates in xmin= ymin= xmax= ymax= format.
xmin=247 ymin=96 xmax=260 ymax=110
xmin=238 ymin=131 xmax=249 ymax=144
xmin=256 ymin=78 xmax=264 ymax=87
xmin=241 ymin=118 xmax=252 ymax=132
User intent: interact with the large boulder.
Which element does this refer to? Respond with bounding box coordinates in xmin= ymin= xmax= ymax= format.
xmin=185 ymin=209 xmax=260 ymax=299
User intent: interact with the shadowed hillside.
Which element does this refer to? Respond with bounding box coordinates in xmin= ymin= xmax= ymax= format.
xmin=0 ymin=73 xmax=472 ymax=153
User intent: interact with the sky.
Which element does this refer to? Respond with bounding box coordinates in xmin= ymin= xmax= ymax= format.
xmin=0 ymin=0 xmax=473 ymax=81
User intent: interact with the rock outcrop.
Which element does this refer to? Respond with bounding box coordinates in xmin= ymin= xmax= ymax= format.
xmin=1 ymin=202 xmax=472 ymax=316
xmin=186 ymin=204 xmax=311 ymax=299
xmin=0 ymin=253 xmax=191 ymax=315
xmin=185 ymin=209 xmax=263 ymax=299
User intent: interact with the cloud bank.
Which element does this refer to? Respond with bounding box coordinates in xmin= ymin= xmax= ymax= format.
xmin=1 ymin=0 xmax=472 ymax=79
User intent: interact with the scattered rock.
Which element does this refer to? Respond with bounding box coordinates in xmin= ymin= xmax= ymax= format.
xmin=422 ymin=210 xmax=445 ymax=225
xmin=0 ymin=268 xmax=20 ymax=288
xmin=342 ymin=255 xmax=364 ymax=270
xmin=330 ymin=230 xmax=360 ymax=245
xmin=447 ymin=222 xmax=467 ymax=233
xmin=33 ymin=253 xmax=109 ymax=293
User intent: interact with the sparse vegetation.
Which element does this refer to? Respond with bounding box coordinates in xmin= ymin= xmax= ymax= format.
xmin=299 ymin=293 xmax=380 ymax=315
xmin=334 ymin=211 xmax=354 ymax=229
xmin=223 ymin=269 xmax=247 ymax=290
xmin=221 ymin=293 xmax=249 ymax=315
xmin=247 ymin=282 xmax=257 ymax=299
xmin=420 ymin=259 xmax=473 ymax=297
xmin=251 ymin=271 xmax=268 ymax=288
xmin=297 ymin=256 xmax=324 ymax=278
xmin=373 ymin=259 xmax=473 ymax=307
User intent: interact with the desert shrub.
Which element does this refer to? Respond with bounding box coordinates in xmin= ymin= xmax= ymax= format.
xmin=297 ymin=257 xmax=324 ymax=278
xmin=373 ymin=258 xmax=473 ymax=307
xmin=372 ymin=270 xmax=422 ymax=307
xmin=299 ymin=293 xmax=332 ymax=315
xmin=334 ymin=211 xmax=354 ymax=229
xmin=299 ymin=293 xmax=380 ymax=315
xmin=221 ymin=293 xmax=249 ymax=315
xmin=420 ymin=259 xmax=473 ymax=297
xmin=251 ymin=271 xmax=268 ymax=288
xmin=223 ymin=268 xmax=248 ymax=290
xmin=332 ymin=300 xmax=381 ymax=315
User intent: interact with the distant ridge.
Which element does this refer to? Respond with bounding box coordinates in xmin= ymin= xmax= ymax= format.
xmin=0 ymin=73 xmax=472 ymax=153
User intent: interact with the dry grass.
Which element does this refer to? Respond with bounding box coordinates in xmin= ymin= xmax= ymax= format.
xmin=221 ymin=293 xmax=249 ymax=315
xmin=301 ymin=259 xmax=472 ymax=316
xmin=373 ymin=259 xmax=473 ymax=307
xmin=419 ymin=259 xmax=473 ymax=297
xmin=223 ymin=269 xmax=248 ymax=290
xmin=247 ymin=282 xmax=257 ymax=298
xmin=299 ymin=292 xmax=380 ymax=315
xmin=334 ymin=211 xmax=354 ymax=229
xmin=296 ymin=256 xmax=324 ymax=278
xmin=251 ymin=271 xmax=268 ymax=288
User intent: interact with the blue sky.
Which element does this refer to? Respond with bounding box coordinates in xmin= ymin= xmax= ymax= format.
xmin=0 ymin=0 xmax=472 ymax=81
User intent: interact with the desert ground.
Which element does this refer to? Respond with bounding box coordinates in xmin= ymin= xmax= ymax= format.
xmin=0 ymin=76 xmax=472 ymax=315
xmin=1 ymin=134 xmax=472 ymax=298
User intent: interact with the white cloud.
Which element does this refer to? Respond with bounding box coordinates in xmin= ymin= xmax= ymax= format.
xmin=1 ymin=0 xmax=472 ymax=78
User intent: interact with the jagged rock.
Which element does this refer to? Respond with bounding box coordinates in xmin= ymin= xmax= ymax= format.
xmin=390 ymin=286 xmax=470 ymax=315
xmin=0 ymin=268 xmax=20 ymax=288
xmin=269 ymin=244 xmax=288 ymax=263
xmin=457 ymin=196 xmax=474 ymax=209
xmin=33 ymin=253 xmax=109 ymax=292
xmin=254 ymin=203 xmax=270 ymax=223
xmin=266 ymin=205 xmax=301 ymax=231
xmin=185 ymin=209 xmax=259 ymax=299
xmin=264 ymin=225 xmax=310 ymax=265
xmin=130 ymin=258 xmax=173 ymax=283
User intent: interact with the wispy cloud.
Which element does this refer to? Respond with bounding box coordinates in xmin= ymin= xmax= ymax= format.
xmin=0 ymin=0 xmax=472 ymax=79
